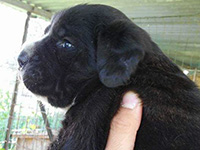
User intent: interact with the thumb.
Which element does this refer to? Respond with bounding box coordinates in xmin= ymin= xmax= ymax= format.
xmin=105 ymin=91 xmax=142 ymax=150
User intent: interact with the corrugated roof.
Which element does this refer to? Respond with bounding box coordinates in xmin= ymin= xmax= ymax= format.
xmin=1 ymin=0 xmax=200 ymax=19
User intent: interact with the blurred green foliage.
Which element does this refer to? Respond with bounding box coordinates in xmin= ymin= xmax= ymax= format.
xmin=0 ymin=90 xmax=11 ymax=148
xmin=0 ymin=89 xmax=63 ymax=149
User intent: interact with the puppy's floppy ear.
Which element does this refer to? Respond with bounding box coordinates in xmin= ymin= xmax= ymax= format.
xmin=97 ymin=20 xmax=145 ymax=88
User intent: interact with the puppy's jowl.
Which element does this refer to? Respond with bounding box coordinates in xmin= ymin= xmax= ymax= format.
xmin=18 ymin=4 xmax=200 ymax=150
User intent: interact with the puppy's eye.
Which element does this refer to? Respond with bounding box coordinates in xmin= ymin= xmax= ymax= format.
xmin=57 ymin=40 xmax=75 ymax=50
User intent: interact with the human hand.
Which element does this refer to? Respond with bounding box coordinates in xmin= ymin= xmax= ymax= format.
xmin=105 ymin=91 xmax=143 ymax=150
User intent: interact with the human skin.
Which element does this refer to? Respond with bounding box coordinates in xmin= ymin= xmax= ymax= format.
xmin=105 ymin=92 xmax=143 ymax=150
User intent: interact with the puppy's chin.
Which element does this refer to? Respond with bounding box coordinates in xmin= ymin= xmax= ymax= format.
xmin=21 ymin=76 xmax=50 ymax=96
xmin=23 ymin=79 xmax=54 ymax=96
xmin=24 ymin=83 xmax=73 ymax=108
xmin=22 ymin=78 xmax=74 ymax=108
xmin=47 ymin=96 xmax=73 ymax=108
xmin=34 ymin=95 xmax=73 ymax=111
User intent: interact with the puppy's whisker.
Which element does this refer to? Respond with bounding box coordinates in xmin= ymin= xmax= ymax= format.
xmin=22 ymin=77 xmax=31 ymax=83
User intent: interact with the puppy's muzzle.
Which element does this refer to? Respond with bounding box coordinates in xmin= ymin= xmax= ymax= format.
xmin=18 ymin=51 xmax=29 ymax=69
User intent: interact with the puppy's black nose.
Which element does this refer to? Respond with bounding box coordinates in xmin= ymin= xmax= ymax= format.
xmin=18 ymin=51 xmax=29 ymax=68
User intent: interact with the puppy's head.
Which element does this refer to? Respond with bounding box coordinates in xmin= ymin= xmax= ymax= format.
xmin=18 ymin=4 xmax=149 ymax=108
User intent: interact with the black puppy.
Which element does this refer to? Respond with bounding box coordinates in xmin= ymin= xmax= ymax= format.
xmin=18 ymin=4 xmax=200 ymax=150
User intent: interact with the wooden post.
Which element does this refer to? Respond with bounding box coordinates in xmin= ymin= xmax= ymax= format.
xmin=3 ymin=11 xmax=31 ymax=150
xmin=38 ymin=101 xmax=54 ymax=142
xmin=193 ymin=68 xmax=197 ymax=82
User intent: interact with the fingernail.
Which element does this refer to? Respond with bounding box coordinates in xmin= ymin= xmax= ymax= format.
xmin=121 ymin=92 xmax=140 ymax=109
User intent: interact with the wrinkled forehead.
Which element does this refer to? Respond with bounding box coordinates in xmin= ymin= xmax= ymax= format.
xmin=50 ymin=4 xmax=128 ymax=28
xmin=51 ymin=8 xmax=90 ymax=27
xmin=46 ymin=10 xmax=79 ymax=38
xmin=48 ymin=10 xmax=96 ymax=39
xmin=46 ymin=5 xmax=129 ymax=40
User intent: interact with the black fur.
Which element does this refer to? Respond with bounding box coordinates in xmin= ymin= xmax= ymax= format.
xmin=18 ymin=4 xmax=200 ymax=150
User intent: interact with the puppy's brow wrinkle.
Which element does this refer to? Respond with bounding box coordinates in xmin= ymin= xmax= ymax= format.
xmin=57 ymin=28 xmax=66 ymax=37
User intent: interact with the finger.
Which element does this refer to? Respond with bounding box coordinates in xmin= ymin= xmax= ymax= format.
xmin=105 ymin=91 xmax=143 ymax=150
